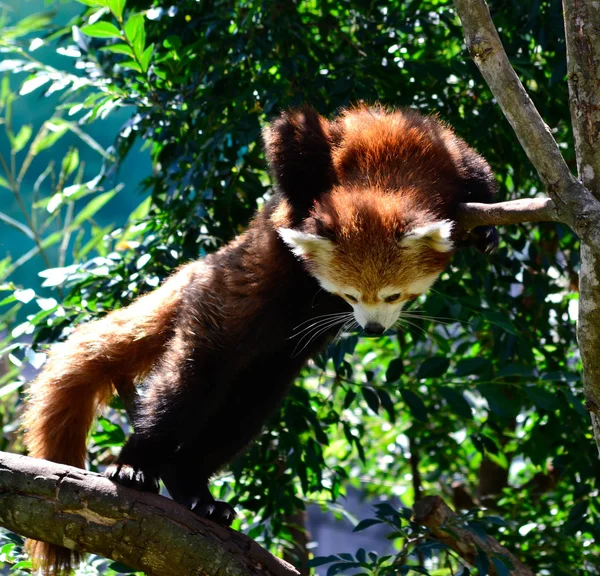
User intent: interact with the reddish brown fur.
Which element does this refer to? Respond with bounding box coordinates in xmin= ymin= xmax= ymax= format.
xmin=22 ymin=262 xmax=199 ymax=574
xmin=301 ymin=105 xmax=483 ymax=300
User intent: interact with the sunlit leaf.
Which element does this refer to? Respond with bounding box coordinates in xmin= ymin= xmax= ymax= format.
xmin=107 ymin=0 xmax=126 ymax=20
xmin=20 ymin=75 xmax=51 ymax=96
xmin=80 ymin=21 xmax=123 ymax=39
xmin=100 ymin=43 xmax=135 ymax=57
xmin=11 ymin=124 xmax=32 ymax=153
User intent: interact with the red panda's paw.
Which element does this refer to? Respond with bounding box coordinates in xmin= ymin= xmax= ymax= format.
xmin=469 ymin=225 xmax=499 ymax=255
xmin=192 ymin=500 xmax=236 ymax=527
xmin=104 ymin=462 xmax=160 ymax=493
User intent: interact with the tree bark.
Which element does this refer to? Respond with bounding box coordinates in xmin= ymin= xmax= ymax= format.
xmin=456 ymin=198 xmax=560 ymax=230
xmin=0 ymin=451 xmax=298 ymax=576
xmin=413 ymin=496 xmax=535 ymax=576
xmin=562 ymin=0 xmax=600 ymax=454
xmin=563 ymin=0 xmax=600 ymax=195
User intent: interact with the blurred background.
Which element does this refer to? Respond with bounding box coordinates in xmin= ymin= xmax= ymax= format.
xmin=1 ymin=1 xmax=596 ymax=575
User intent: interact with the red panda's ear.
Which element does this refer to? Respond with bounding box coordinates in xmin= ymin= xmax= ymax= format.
xmin=264 ymin=106 xmax=337 ymax=221
xmin=277 ymin=228 xmax=335 ymax=260
xmin=400 ymin=220 xmax=455 ymax=253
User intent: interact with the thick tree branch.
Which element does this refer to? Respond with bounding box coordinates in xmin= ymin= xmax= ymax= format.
xmin=562 ymin=0 xmax=600 ymax=453
xmin=456 ymin=198 xmax=560 ymax=230
xmin=0 ymin=452 xmax=298 ymax=576
xmin=563 ymin=0 xmax=600 ymax=198
xmin=452 ymin=0 xmax=600 ymax=254
xmin=413 ymin=496 xmax=534 ymax=576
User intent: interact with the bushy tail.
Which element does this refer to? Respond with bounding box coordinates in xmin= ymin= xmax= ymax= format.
xmin=21 ymin=262 xmax=198 ymax=575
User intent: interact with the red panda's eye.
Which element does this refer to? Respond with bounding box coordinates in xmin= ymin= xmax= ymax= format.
xmin=344 ymin=293 xmax=358 ymax=303
xmin=384 ymin=293 xmax=402 ymax=303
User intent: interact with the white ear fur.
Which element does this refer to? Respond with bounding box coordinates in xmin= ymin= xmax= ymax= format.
xmin=277 ymin=228 xmax=334 ymax=258
xmin=400 ymin=220 xmax=455 ymax=253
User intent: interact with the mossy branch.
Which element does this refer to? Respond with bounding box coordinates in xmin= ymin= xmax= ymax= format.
xmin=0 ymin=451 xmax=298 ymax=576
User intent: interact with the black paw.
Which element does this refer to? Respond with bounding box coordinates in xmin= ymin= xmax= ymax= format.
xmin=192 ymin=500 xmax=236 ymax=526
xmin=469 ymin=225 xmax=499 ymax=254
xmin=105 ymin=463 xmax=160 ymax=493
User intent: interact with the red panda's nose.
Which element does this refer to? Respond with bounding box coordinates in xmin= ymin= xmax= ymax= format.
xmin=364 ymin=322 xmax=385 ymax=335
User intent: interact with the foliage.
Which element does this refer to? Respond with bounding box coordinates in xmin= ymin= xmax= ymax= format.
xmin=0 ymin=0 xmax=596 ymax=575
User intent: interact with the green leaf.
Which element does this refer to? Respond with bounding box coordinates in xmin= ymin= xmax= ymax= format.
xmin=61 ymin=148 xmax=79 ymax=179
xmin=11 ymin=124 xmax=32 ymax=153
xmin=327 ymin=563 xmax=361 ymax=576
xmin=4 ymin=12 xmax=55 ymax=40
xmin=20 ymin=75 xmax=51 ymax=96
xmin=0 ymin=381 xmax=23 ymax=398
xmin=107 ymin=0 xmax=126 ymax=20
xmin=140 ymin=43 xmax=154 ymax=72
xmin=377 ymin=388 xmax=396 ymax=422
xmin=72 ymin=189 xmax=119 ymax=227
xmin=353 ymin=518 xmax=382 ymax=532
xmin=478 ymin=385 xmax=520 ymax=418
xmin=474 ymin=546 xmax=489 ymax=576
xmin=81 ymin=21 xmax=123 ymax=39
xmin=386 ymin=357 xmax=403 ymax=382
xmin=31 ymin=123 xmax=69 ymax=154
xmin=455 ymin=357 xmax=491 ymax=377
xmin=343 ymin=389 xmax=356 ymax=409
xmin=127 ymin=196 xmax=152 ymax=222
xmin=307 ymin=556 xmax=339 ymax=568
xmin=124 ymin=13 xmax=145 ymax=58
xmin=400 ymin=389 xmax=427 ymax=422
xmin=416 ymin=356 xmax=449 ymax=379
xmin=362 ymin=387 xmax=380 ymax=414
xmin=0 ymin=175 xmax=10 ymax=191
xmin=524 ymin=386 xmax=560 ymax=411
xmin=440 ymin=386 xmax=473 ymax=419
xmin=496 ymin=363 xmax=535 ymax=379
xmin=100 ymin=43 xmax=135 ymax=57
xmin=75 ymin=0 xmax=108 ymax=6
xmin=120 ymin=60 xmax=143 ymax=73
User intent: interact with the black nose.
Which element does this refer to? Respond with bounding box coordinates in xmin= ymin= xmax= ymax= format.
xmin=364 ymin=322 xmax=385 ymax=335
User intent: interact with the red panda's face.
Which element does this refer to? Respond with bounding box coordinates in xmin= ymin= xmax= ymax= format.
xmin=278 ymin=213 xmax=454 ymax=333
xmin=265 ymin=104 xmax=496 ymax=333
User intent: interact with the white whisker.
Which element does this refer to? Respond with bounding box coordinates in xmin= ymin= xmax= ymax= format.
xmin=292 ymin=315 xmax=351 ymax=357
xmin=292 ymin=312 xmax=352 ymax=332
xmin=289 ymin=313 xmax=353 ymax=339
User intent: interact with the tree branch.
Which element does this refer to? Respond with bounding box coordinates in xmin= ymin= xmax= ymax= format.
xmin=562 ymin=0 xmax=600 ymax=454
xmin=413 ymin=496 xmax=534 ymax=576
xmin=452 ymin=0 xmax=600 ymax=254
xmin=456 ymin=198 xmax=560 ymax=230
xmin=0 ymin=451 xmax=298 ymax=576
xmin=563 ymin=0 xmax=600 ymax=198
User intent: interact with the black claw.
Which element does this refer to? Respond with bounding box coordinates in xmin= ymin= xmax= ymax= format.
xmin=105 ymin=463 xmax=160 ymax=493
xmin=469 ymin=225 xmax=499 ymax=255
xmin=192 ymin=500 xmax=236 ymax=526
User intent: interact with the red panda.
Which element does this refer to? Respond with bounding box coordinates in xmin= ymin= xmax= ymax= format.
xmin=22 ymin=104 xmax=497 ymax=574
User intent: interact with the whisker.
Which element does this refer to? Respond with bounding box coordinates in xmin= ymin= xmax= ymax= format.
xmin=311 ymin=287 xmax=325 ymax=308
xmin=292 ymin=316 xmax=350 ymax=357
xmin=400 ymin=310 xmax=471 ymax=326
xmin=289 ymin=313 xmax=353 ymax=339
xmin=399 ymin=313 xmax=467 ymax=326
xmin=335 ymin=318 xmax=358 ymax=342
xmin=292 ymin=312 xmax=352 ymax=332
xmin=395 ymin=318 xmax=441 ymax=346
